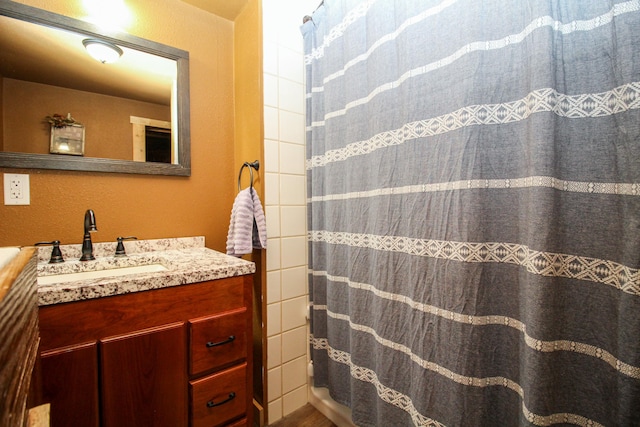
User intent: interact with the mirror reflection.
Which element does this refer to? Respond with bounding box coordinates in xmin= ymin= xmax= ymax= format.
xmin=0 ymin=1 xmax=190 ymax=176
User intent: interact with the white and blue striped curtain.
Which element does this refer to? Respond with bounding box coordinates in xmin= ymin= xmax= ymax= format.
xmin=303 ymin=1 xmax=640 ymax=426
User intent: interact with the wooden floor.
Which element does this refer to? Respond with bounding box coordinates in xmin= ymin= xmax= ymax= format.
xmin=268 ymin=404 xmax=337 ymax=427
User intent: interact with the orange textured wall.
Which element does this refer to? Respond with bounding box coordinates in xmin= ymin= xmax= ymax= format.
xmin=3 ymin=78 xmax=170 ymax=159
xmin=0 ymin=76 xmax=3 ymax=151
xmin=233 ymin=0 xmax=265 ymax=409
xmin=234 ymin=0 xmax=263 ymax=196
xmin=0 ymin=0 xmax=238 ymax=251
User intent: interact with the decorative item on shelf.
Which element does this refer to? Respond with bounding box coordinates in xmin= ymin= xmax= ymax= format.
xmin=45 ymin=113 xmax=79 ymax=128
xmin=45 ymin=113 xmax=85 ymax=156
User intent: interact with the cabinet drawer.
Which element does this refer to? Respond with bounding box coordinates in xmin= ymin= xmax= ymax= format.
xmin=190 ymin=363 xmax=247 ymax=427
xmin=190 ymin=308 xmax=247 ymax=375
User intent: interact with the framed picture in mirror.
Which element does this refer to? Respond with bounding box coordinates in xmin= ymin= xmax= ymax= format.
xmin=50 ymin=124 xmax=85 ymax=156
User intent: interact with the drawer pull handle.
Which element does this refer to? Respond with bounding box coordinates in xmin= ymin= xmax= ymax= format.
xmin=207 ymin=392 xmax=236 ymax=408
xmin=206 ymin=335 xmax=235 ymax=348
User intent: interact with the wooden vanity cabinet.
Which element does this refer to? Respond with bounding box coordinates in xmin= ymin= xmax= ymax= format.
xmin=101 ymin=322 xmax=188 ymax=426
xmin=36 ymin=275 xmax=253 ymax=427
xmin=40 ymin=342 xmax=100 ymax=426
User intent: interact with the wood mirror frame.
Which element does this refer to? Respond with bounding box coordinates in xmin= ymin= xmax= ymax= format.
xmin=0 ymin=0 xmax=191 ymax=176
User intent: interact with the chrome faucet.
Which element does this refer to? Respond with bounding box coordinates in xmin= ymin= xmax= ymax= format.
xmin=80 ymin=209 xmax=98 ymax=261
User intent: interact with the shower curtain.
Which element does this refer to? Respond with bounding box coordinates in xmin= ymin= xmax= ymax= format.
xmin=303 ymin=1 xmax=640 ymax=426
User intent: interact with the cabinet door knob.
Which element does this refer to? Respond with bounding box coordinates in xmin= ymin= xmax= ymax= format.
xmin=206 ymin=392 xmax=236 ymax=408
xmin=206 ymin=335 xmax=235 ymax=348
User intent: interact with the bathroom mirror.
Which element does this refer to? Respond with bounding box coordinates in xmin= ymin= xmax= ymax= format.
xmin=0 ymin=1 xmax=191 ymax=176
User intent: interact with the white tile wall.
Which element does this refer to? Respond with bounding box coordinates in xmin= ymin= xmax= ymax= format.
xmin=281 ymin=266 xmax=307 ymax=300
xmin=281 ymin=206 xmax=306 ymax=236
xmin=263 ymin=74 xmax=279 ymax=107
xmin=263 ymin=0 xmax=318 ymax=423
xmin=281 ymin=296 xmax=307 ymax=331
xmin=266 ymin=237 xmax=281 ymax=271
xmin=263 ymin=106 xmax=279 ymax=140
xmin=266 ymin=302 xmax=281 ymax=337
xmin=268 ymin=366 xmax=283 ymax=401
xmin=267 ymin=334 xmax=282 ymax=369
xmin=280 ymin=143 xmax=305 ymax=175
xmin=268 ymin=398 xmax=283 ymax=423
xmin=283 ymin=386 xmax=309 ymax=416
xmin=279 ymin=175 xmax=306 ymax=205
xmin=266 ymin=270 xmax=281 ymax=304
xmin=279 ymin=111 xmax=305 ymax=143
xmin=265 ymin=174 xmax=280 ymax=207
xmin=282 ymin=356 xmax=308 ymax=393
xmin=264 ymin=139 xmax=279 ymax=173
xmin=280 ymin=237 xmax=306 ymax=269
xmin=263 ymin=41 xmax=278 ymax=74
xmin=282 ymin=327 xmax=307 ymax=363
xmin=278 ymin=47 xmax=304 ymax=82
xmin=278 ymin=79 xmax=304 ymax=113
xmin=265 ymin=205 xmax=280 ymax=239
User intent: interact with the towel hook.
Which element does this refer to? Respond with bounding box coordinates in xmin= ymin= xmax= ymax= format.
xmin=237 ymin=160 xmax=260 ymax=192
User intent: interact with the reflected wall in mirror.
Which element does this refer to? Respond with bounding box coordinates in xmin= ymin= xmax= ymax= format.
xmin=0 ymin=0 xmax=190 ymax=175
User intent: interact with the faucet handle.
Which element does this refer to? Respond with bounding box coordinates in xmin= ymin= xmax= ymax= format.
xmin=35 ymin=240 xmax=64 ymax=264
xmin=115 ymin=236 xmax=137 ymax=257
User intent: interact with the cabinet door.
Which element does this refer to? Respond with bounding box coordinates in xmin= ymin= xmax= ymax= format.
xmin=100 ymin=322 xmax=187 ymax=427
xmin=40 ymin=342 xmax=99 ymax=427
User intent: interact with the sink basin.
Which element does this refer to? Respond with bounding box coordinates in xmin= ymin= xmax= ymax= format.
xmin=37 ymin=263 xmax=168 ymax=285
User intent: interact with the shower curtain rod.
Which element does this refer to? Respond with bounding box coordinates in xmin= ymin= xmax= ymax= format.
xmin=303 ymin=0 xmax=324 ymax=23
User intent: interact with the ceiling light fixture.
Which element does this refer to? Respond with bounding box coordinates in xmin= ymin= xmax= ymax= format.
xmin=82 ymin=38 xmax=123 ymax=64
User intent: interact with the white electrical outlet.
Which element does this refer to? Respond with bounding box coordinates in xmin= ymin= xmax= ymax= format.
xmin=4 ymin=173 xmax=30 ymax=205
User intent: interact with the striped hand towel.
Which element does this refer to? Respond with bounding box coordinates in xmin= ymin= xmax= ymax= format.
xmin=226 ymin=187 xmax=267 ymax=256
